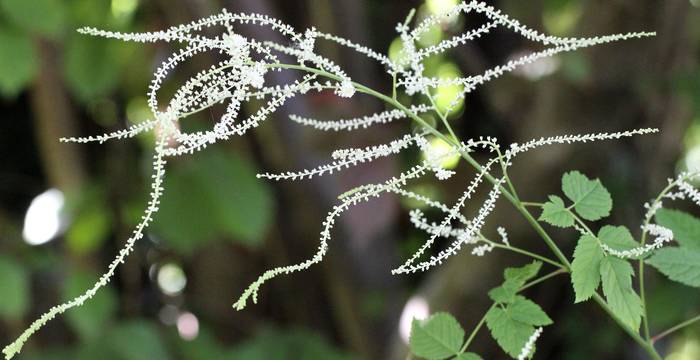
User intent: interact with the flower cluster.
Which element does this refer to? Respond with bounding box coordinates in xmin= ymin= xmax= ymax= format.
xmin=4 ymin=2 xmax=659 ymax=358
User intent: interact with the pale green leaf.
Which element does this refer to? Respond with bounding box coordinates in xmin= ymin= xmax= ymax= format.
xmin=600 ymin=257 xmax=642 ymax=331
xmin=488 ymin=281 xmax=519 ymax=304
xmin=571 ymin=234 xmax=603 ymax=303
xmin=62 ymin=270 xmax=117 ymax=340
xmin=0 ymin=29 xmax=37 ymax=97
xmin=485 ymin=307 xmax=534 ymax=358
xmin=598 ymin=225 xmax=639 ymax=254
xmin=0 ymin=0 xmax=65 ymax=36
xmin=504 ymin=261 xmax=542 ymax=285
xmin=655 ymin=209 xmax=700 ymax=250
xmin=0 ymin=255 xmax=29 ymax=318
xmin=409 ymin=313 xmax=465 ymax=360
xmin=647 ymin=248 xmax=700 ymax=287
xmin=539 ymin=195 xmax=574 ymax=227
xmin=509 ymin=296 xmax=553 ymax=326
xmin=561 ymin=171 xmax=612 ymax=221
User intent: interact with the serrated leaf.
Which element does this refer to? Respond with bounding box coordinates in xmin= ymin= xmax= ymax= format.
xmin=562 ymin=171 xmax=612 ymax=221
xmin=0 ymin=29 xmax=37 ymax=97
xmin=488 ymin=280 xmax=519 ymax=304
xmin=600 ymin=257 xmax=642 ymax=331
xmin=409 ymin=313 xmax=465 ymax=360
xmin=504 ymin=261 xmax=542 ymax=285
xmin=655 ymin=209 xmax=700 ymax=250
xmin=485 ymin=307 xmax=534 ymax=358
xmin=509 ymin=296 xmax=553 ymax=326
xmin=599 ymin=225 xmax=639 ymax=253
xmin=455 ymin=353 xmax=483 ymax=360
xmin=571 ymin=234 xmax=603 ymax=303
xmin=647 ymin=248 xmax=700 ymax=287
xmin=539 ymin=195 xmax=574 ymax=227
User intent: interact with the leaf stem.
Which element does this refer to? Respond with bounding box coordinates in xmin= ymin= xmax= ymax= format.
xmin=651 ymin=314 xmax=700 ymax=344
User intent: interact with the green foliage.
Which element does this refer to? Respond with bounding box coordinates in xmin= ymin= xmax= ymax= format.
xmin=571 ymin=234 xmax=603 ymax=303
xmin=230 ymin=327 xmax=352 ymax=360
xmin=598 ymin=225 xmax=639 ymax=254
xmin=655 ymin=208 xmax=700 ymax=250
xmin=485 ymin=261 xmax=551 ymax=358
xmin=0 ymin=0 xmax=66 ymax=36
xmin=63 ymin=36 xmax=120 ymax=101
xmin=600 ymin=257 xmax=642 ymax=331
xmin=0 ymin=28 xmax=37 ymax=97
xmin=153 ymin=148 xmax=274 ymax=255
xmin=410 ymin=313 xmax=465 ymax=360
xmin=539 ymin=195 xmax=574 ymax=227
xmin=647 ymin=248 xmax=700 ymax=288
xmin=62 ymin=270 xmax=117 ymax=340
xmin=648 ymin=209 xmax=700 ymax=288
xmin=107 ymin=321 xmax=169 ymax=360
xmin=65 ymin=185 xmax=111 ymax=256
xmin=0 ymin=255 xmax=29 ymax=319
xmin=561 ymin=171 xmax=612 ymax=221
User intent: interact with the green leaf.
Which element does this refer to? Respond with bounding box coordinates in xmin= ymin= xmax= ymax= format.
xmin=509 ymin=296 xmax=553 ymax=326
xmin=571 ymin=234 xmax=603 ymax=303
xmin=539 ymin=195 xmax=574 ymax=227
xmin=0 ymin=0 xmax=65 ymax=36
xmin=409 ymin=313 xmax=465 ymax=360
xmin=63 ymin=35 xmax=120 ymax=101
xmin=561 ymin=171 xmax=612 ymax=221
xmin=504 ymin=261 xmax=542 ymax=285
xmin=153 ymin=149 xmax=274 ymax=255
xmin=600 ymin=257 xmax=642 ymax=331
xmin=485 ymin=307 xmax=535 ymax=358
xmin=455 ymin=353 xmax=483 ymax=360
xmin=108 ymin=321 xmax=169 ymax=360
xmin=62 ymin=270 xmax=117 ymax=340
xmin=0 ymin=29 xmax=37 ymax=97
xmin=598 ymin=225 xmax=639 ymax=254
xmin=647 ymin=248 xmax=700 ymax=287
xmin=0 ymin=255 xmax=29 ymax=319
xmin=655 ymin=209 xmax=700 ymax=250
xmin=489 ymin=261 xmax=542 ymax=304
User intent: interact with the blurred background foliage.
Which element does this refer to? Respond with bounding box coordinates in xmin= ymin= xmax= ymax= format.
xmin=0 ymin=0 xmax=699 ymax=359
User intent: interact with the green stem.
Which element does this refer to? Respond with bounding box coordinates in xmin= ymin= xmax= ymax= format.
xmin=266 ymin=62 xmax=662 ymax=360
xmin=488 ymin=241 xmax=565 ymax=269
xmin=459 ymin=269 xmax=566 ymax=353
xmin=652 ymin=314 xmax=700 ymax=344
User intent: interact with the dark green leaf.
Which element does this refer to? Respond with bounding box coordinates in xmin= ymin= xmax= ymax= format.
xmin=509 ymin=296 xmax=553 ymax=326
xmin=485 ymin=307 xmax=534 ymax=358
xmin=0 ymin=0 xmax=65 ymax=35
xmin=0 ymin=255 xmax=29 ymax=318
xmin=0 ymin=29 xmax=37 ymax=97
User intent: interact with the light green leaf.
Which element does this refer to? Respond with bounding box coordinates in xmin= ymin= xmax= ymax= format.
xmin=647 ymin=248 xmax=700 ymax=287
xmin=409 ymin=313 xmax=465 ymax=360
xmin=504 ymin=261 xmax=542 ymax=285
xmin=598 ymin=225 xmax=639 ymax=254
xmin=509 ymin=296 xmax=553 ymax=326
xmin=561 ymin=171 xmax=612 ymax=221
xmin=0 ymin=255 xmax=29 ymax=318
xmin=539 ymin=195 xmax=574 ymax=227
xmin=0 ymin=29 xmax=37 ymax=97
xmin=571 ymin=234 xmax=603 ymax=303
xmin=600 ymin=257 xmax=642 ymax=331
xmin=488 ymin=281 xmax=519 ymax=304
xmin=62 ymin=270 xmax=117 ymax=340
xmin=655 ymin=209 xmax=700 ymax=250
xmin=0 ymin=0 xmax=65 ymax=36
xmin=455 ymin=353 xmax=483 ymax=360
xmin=108 ymin=321 xmax=169 ymax=360
xmin=153 ymin=149 xmax=274 ymax=255
xmin=63 ymin=35 xmax=120 ymax=101
xmin=485 ymin=307 xmax=534 ymax=358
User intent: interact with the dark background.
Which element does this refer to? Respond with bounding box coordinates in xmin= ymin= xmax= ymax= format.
xmin=1 ymin=0 xmax=699 ymax=359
